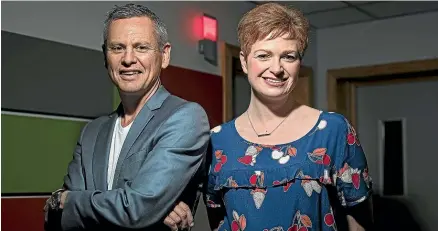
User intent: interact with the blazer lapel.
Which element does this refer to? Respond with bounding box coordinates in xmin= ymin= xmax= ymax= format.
xmin=111 ymin=86 xmax=170 ymax=187
xmin=92 ymin=108 xmax=119 ymax=191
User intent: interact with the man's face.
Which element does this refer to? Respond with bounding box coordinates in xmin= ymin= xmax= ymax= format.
xmin=105 ymin=17 xmax=171 ymax=95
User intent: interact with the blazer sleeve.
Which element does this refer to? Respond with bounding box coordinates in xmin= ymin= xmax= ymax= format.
xmin=63 ymin=122 xmax=89 ymax=191
xmin=60 ymin=102 xmax=210 ymax=230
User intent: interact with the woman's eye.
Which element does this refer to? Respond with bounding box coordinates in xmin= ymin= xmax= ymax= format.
xmin=283 ymin=55 xmax=297 ymax=61
xmin=257 ymin=54 xmax=269 ymax=59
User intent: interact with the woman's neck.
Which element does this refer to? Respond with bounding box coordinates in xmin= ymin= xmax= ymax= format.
xmin=246 ymin=91 xmax=300 ymax=124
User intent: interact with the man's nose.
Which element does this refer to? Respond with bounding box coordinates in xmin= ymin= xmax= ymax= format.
xmin=121 ymin=48 xmax=137 ymax=66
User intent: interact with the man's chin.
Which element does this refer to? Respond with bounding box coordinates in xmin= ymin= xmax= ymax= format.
xmin=118 ymin=88 xmax=145 ymax=96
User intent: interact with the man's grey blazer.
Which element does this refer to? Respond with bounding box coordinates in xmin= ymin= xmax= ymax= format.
xmin=59 ymin=86 xmax=210 ymax=230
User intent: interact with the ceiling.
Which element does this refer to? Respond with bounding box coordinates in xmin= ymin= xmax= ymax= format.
xmin=250 ymin=1 xmax=438 ymax=29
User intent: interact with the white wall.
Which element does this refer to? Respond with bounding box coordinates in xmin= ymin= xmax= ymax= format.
xmin=316 ymin=11 xmax=438 ymax=231
xmin=1 ymin=0 xmax=317 ymax=97
xmin=1 ymin=1 xmax=256 ymax=76
xmin=4 ymin=3 xmax=436 ymax=110
xmin=357 ymin=79 xmax=438 ymax=231
xmin=315 ymin=11 xmax=438 ymax=109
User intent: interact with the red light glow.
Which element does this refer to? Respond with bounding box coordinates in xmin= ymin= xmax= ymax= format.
xmin=202 ymin=15 xmax=217 ymax=42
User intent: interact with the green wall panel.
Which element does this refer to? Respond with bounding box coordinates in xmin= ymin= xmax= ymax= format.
xmin=1 ymin=113 xmax=88 ymax=193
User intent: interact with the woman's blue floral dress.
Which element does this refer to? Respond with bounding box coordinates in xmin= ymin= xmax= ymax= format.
xmin=204 ymin=111 xmax=373 ymax=231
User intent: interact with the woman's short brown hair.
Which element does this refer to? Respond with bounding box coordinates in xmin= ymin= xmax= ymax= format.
xmin=238 ymin=3 xmax=310 ymax=59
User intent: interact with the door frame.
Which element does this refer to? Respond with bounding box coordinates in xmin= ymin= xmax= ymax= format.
xmin=376 ymin=117 xmax=409 ymax=196
xmin=327 ymin=58 xmax=438 ymax=197
xmin=220 ymin=41 xmax=313 ymax=122
xmin=327 ymin=58 xmax=438 ymax=128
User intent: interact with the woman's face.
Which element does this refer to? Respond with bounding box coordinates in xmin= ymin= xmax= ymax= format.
xmin=240 ymin=34 xmax=301 ymax=101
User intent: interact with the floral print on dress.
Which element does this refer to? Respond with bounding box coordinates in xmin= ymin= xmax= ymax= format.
xmin=363 ymin=167 xmax=372 ymax=188
xmin=211 ymin=125 xmax=222 ymax=133
xmin=238 ymin=145 xmax=263 ymax=166
xmin=205 ymin=194 xmax=221 ymax=208
xmin=324 ymin=207 xmax=337 ymax=230
xmin=271 ymin=145 xmax=297 ymax=164
xmin=338 ymin=163 xmax=361 ymax=190
xmin=307 ymin=148 xmax=331 ymax=165
xmin=288 ymin=210 xmax=313 ymax=231
xmin=264 ymin=227 xmax=285 ymax=231
xmin=214 ymin=150 xmax=228 ymax=172
xmin=338 ymin=191 xmax=347 ymax=207
xmin=226 ymin=176 xmax=239 ymax=188
xmin=249 ymin=171 xmax=266 ymax=209
xmin=345 ymin=119 xmax=360 ymax=146
xmin=299 ymin=171 xmax=322 ymax=197
xmin=319 ymin=169 xmax=333 ymax=185
xmin=231 ymin=211 xmax=247 ymax=231
xmin=250 ymin=188 xmax=267 ymax=209
xmin=273 ymin=178 xmax=294 ymax=192
xmin=309 ymin=119 xmax=327 ymax=136
xmin=204 ymin=111 xmax=373 ymax=231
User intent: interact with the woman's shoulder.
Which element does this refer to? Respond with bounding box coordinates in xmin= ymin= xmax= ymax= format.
xmin=298 ymin=105 xmax=350 ymax=133
xmin=210 ymin=119 xmax=236 ymax=136
xmin=317 ymin=110 xmax=351 ymax=133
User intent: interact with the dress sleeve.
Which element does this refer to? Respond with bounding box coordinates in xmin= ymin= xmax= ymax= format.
xmin=204 ymin=149 xmax=225 ymax=209
xmin=333 ymin=119 xmax=373 ymax=207
xmin=202 ymin=131 xmax=228 ymax=230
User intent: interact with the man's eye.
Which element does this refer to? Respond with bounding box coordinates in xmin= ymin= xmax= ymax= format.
xmin=136 ymin=45 xmax=151 ymax=52
xmin=109 ymin=46 xmax=124 ymax=53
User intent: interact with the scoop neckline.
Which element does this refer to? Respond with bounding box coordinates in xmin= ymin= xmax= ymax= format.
xmin=231 ymin=110 xmax=325 ymax=147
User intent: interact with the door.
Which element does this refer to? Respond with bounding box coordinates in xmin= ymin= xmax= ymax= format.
xmin=356 ymin=79 xmax=438 ymax=231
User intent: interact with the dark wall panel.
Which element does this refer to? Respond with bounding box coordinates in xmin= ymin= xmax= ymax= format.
xmin=2 ymin=197 xmax=48 ymax=231
xmin=161 ymin=66 xmax=223 ymax=128
xmin=2 ymin=31 xmax=113 ymax=118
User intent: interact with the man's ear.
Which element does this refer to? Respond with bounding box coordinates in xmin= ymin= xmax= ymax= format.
xmin=102 ymin=44 xmax=108 ymax=69
xmin=161 ymin=43 xmax=172 ymax=69
xmin=239 ymin=51 xmax=248 ymax=74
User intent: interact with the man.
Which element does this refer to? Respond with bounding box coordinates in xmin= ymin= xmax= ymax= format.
xmin=44 ymin=3 xmax=210 ymax=230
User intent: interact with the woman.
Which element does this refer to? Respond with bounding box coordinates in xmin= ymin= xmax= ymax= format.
xmin=165 ymin=2 xmax=373 ymax=231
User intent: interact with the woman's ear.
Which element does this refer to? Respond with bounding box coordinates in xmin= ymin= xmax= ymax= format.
xmin=239 ymin=51 xmax=248 ymax=74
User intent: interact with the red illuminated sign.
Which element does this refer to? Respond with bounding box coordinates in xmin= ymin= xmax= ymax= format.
xmin=202 ymin=15 xmax=217 ymax=42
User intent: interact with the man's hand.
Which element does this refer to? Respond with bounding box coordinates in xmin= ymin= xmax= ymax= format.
xmin=60 ymin=191 xmax=69 ymax=209
xmin=44 ymin=197 xmax=53 ymax=222
xmin=44 ymin=189 xmax=69 ymax=223
xmin=163 ymin=202 xmax=194 ymax=231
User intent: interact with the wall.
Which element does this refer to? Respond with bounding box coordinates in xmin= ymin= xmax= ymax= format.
xmin=2 ymin=31 xmax=112 ymax=118
xmin=357 ymin=79 xmax=438 ymax=231
xmin=315 ymin=11 xmax=438 ymax=109
xmin=1 ymin=1 xmax=257 ymax=76
xmin=1 ymin=1 xmax=319 ymax=113
xmin=316 ymin=10 xmax=438 ymax=231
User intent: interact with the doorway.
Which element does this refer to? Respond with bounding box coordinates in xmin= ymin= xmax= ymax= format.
xmin=327 ymin=58 xmax=438 ymax=231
